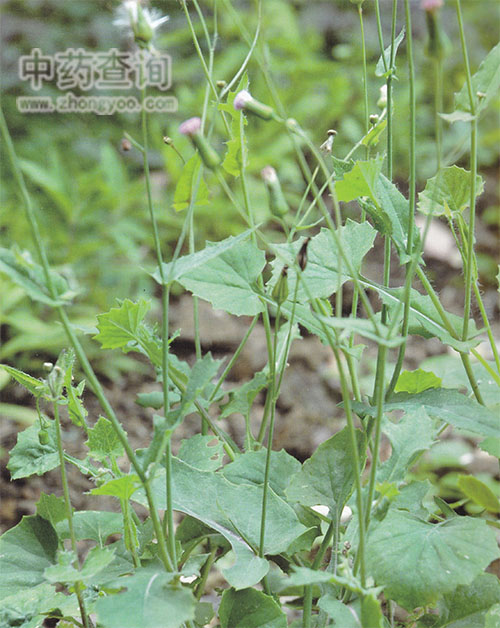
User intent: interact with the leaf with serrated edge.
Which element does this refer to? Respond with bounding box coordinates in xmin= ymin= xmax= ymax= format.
xmin=96 ymin=567 xmax=196 ymax=628
xmin=353 ymin=388 xmax=499 ymax=438
xmin=7 ymin=422 xmax=59 ymax=480
xmin=418 ymin=166 xmax=484 ymax=216
xmin=0 ymin=515 xmax=58 ymax=601
xmin=367 ymin=511 xmax=500 ymax=610
xmin=86 ymin=416 xmax=124 ymax=462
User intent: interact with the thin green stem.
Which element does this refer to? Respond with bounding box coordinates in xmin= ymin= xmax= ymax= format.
xmin=140 ymin=78 xmax=177 ymax=567
xmin=0 ymin=106 xmax=174 ymax=573
xmin=53 ymin=402 xmax=90 ymax=628
xmin=302 ymin=519 xmax=337 ymax=628
xmin=358 ymin=5 xmax=369 ymax=158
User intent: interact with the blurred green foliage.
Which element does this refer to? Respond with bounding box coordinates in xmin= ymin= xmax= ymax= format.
xmin=1 ymin=0 xmax=498 ymax=371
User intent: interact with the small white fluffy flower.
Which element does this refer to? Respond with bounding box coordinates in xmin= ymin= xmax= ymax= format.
xmin=114 ymin=1 xmax=169 ymax=47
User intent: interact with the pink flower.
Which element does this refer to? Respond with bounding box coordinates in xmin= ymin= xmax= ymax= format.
xmin=421 ymin=0 xmax=443 ymax=11
xmin=233 ymin=90 xmax=253 ymax=111
xmin=260 ymin=166 xmax=278 ymax=183
xmin=178 ymin=117 xmax=202 ymax=137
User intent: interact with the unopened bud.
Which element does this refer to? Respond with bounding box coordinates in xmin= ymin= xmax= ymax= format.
xmin=423 ymin=0 xmax=450 ymax=60
xmin=369 ymin=114 xmax=379 ymax=125
xmin=261 ymin=166 xmax=289 ymax=217
xmin=216 ymin=80 xmax=227 ymax=89
xmin=272 ymin=266 xmax=289 ymax=305
xmin=477 ymin=91 xmax=486 ymax=100
xmin=163 ymin=136 xmax=173 ymax=145
xmin=179 ymin=117 xmax=220 ymax=170
xmin=377 ymin=84 xmax=388 ymax=109
xmin=121 ymin=138 xmax=132 ymax=152
xmin=233 ymin=90 xmax=275 ymax=121
xmin=421 ymin=0 xmax=443 ymax=12
xmin=297 ymin=237 xmax=311 ymax=271
xmin=43 ymin=362 xmax=53 ymax=371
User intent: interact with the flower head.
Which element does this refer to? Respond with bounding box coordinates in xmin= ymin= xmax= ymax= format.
xmin=179 ymin=116 xmax=202 ymax=137
xmin=233 ymin=90 xmax=253 ymax=111
xmin=233 ymin=90 xmax=275 ymax=121
xmin=260 ymin=165 xmax=278 ymax=184
xmin=114 ymin=1 xmax=169 ymax=49
xmin=377 ymin=84 xmax=388 ymax=109
xmin=421 ymin=0 xmax=443 ymax=12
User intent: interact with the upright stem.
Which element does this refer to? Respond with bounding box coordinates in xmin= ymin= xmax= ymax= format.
xmin=0 ymin=107 xmax=174 ymax=572
xmin=140 ymin=81 xmax=177 ymax=567
xmin=53 ymin=402 xmax=90 ymax=628
xmin=455 ymin=0 xmax=478 ymax=344
xmin=385 ymin=0 xmax=418 ymax=394
xmin=358 ymin=5 xmax=369 ymax=158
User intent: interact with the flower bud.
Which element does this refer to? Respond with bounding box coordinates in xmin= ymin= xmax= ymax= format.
xmin=216 ymin=80 xmax=227 ymax=89
xmin=369 ymin=114 xmax=379 ymax=125
xmin=261 ymin=166 xmax=289 ymax=217
xmin=297 ymin=237 xmax=311 ymax=271
xmin=38 ymin=429 xmax=49 ymax=446
xmin=272 ymin=266 xmax=289 ymax=305
xmin=422 ymin=0 xmax=450 ymax=60
xmin=377 ymin=84 xmax=387 ymax=109
xmin=233 ymin=90 xmax=275 ymax=121
xmin=121 ymin=138 xmax=132 ymax=152
xmin=179 ymin=117 xmax=220 ymax=170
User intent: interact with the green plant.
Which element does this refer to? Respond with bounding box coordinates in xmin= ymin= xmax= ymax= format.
xmin=1 ymin=1 xmax=499 ymax=627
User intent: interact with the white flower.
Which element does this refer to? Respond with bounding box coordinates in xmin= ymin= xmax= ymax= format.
xmin=114 ymin=1 xmax=169 ymax=48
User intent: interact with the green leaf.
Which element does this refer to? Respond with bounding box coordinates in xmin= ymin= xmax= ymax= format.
xmin=91 ymin=475 xmax=140 ymax=501
xmin=458 ymin=475 xmax=500 ymax=513
xmin=222 ymin=449 xmax=301 ymax=500
xmin=93 ymin=298 xmax=151 ymax=350
xmin=178 ymin=434 xmax=225 ymax=472
xmin=56 ymin=510 xmax=124 ymax=544
xmin=152 ymin=229 xmax=256 ymax=286
xmin=335 ymin=157 xmax=384 ymax=203
xmin=36 ymin=492 xmax=67 ymax=527
xmin=219 ymin=588 xmax=287 ymax=628
xmin=417 ymin=166 xmax=484 ymax=216
xmin=334 ymin=161 xmax=413 ymax=257
xmin=354 ymin=388 xmax=499 ymax=438
xmin=395 ymin=369 xmax=442 ymax=394
xmin=0 ymin=515 xmax=58 ymax=601
xmin=65 ymin=367 xmax=87 ymax=428
xmin=44 ymin=546 xmax=115 ymax=584
xmin=86 ymin=416 xmax=124 ymax=462
xmin=479 ymin=437 xmax=500 ymax=459
xmin=178 ymin=240 xmax=266 ymax=316
xmin=366 ymin=510 xmax=500 ymax=610
xmin=486 ymin=604 xmax=500 ymax=628
xmin=166 ymin=353 xmax=222 ymax=431
xmin=135 ymin=459 xmax=307 ymax=589
xmin=173 ymin=153 xmax=209 ymax=212
xmin=361 ymin=118 xmax=387 ymax=148
xmin=286 ymin=427 xmax=366 ymax=518
xmin=7 ymin=422 xmax=59 ymax=480
xmin=220 ymin=371 xmax=267 ymax=419
xmin=270 ymin=221 xmax=377 ymax=303
xmin=377 ymin=409 xmax=437 ymax=485
xmin=375 ymin=27 xmax=405 ymax=77
xmin=372 ymin=284 xmax=482 ymax=352
xmin=361 ymin=593 xmax=384 ymax=628
xmin=433 ymin=573 xmax=500 ymax=628
xmin=0 ymin=364 xmax=47 ymax=397
xmin=96 ymin=568 xmax=196 ymax=628
xmin=454 ymin=42 xmax=500 ymax=117
xmin=0 ymin=247 xmax=74 ymax=307
xmin=318 ymin=597 xmax=361 ymax=627
xmin=282 ymin=566 xmax=367 ymax=597
xmin=0 ymin=583 xmax=79 ymax=628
